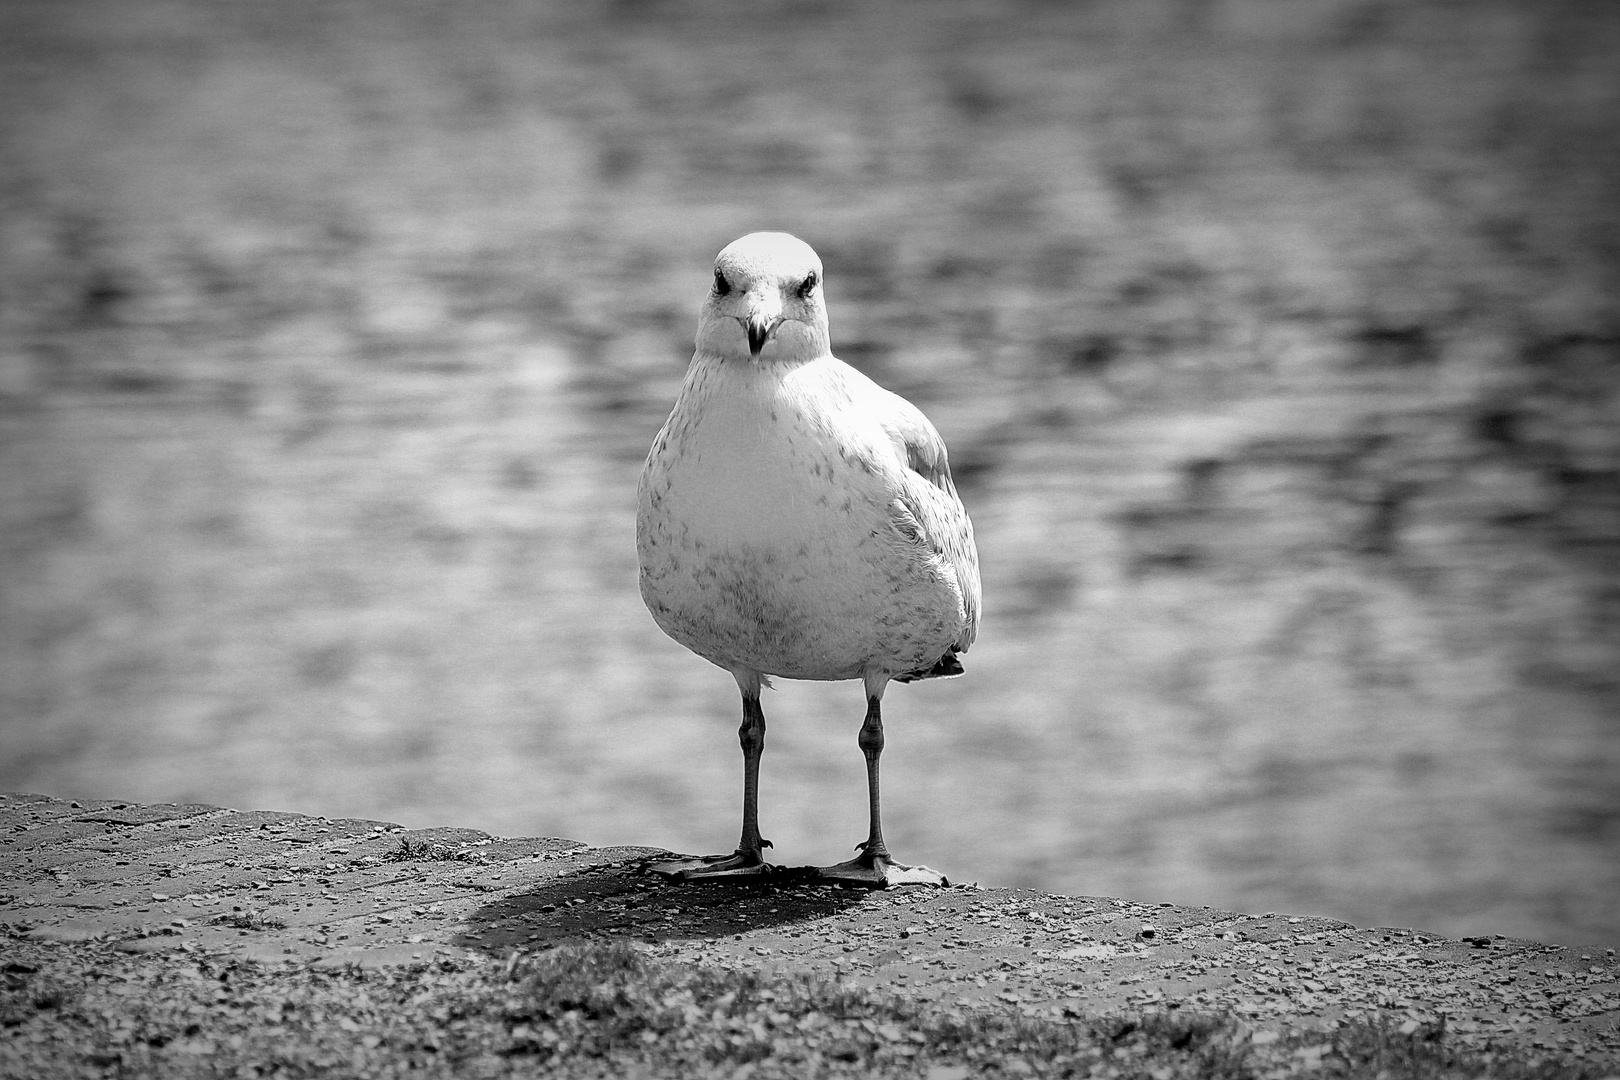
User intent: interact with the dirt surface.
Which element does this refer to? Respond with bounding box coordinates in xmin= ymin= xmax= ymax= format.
xmin=4 ymin=792 xmax=1618 ymax=1075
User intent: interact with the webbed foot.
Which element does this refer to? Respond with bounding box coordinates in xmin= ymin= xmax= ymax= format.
xmin=649 ymin=849 xmax=772 ymax=881
xmin=816 ymin=846 xmax=946 ymax=888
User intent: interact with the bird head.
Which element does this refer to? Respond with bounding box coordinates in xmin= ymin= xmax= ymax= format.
xmin=695 ymin=232 xmax=830 ymax=364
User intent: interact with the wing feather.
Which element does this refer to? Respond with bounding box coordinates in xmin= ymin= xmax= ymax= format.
xmin=873 ymin=387 xmax=981 ymax=654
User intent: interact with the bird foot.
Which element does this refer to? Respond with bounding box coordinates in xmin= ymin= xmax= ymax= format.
xmin=816 ymin=852 xmax=946 ymax=889
xmin=648 ymin=851 xmax=772 ymax=881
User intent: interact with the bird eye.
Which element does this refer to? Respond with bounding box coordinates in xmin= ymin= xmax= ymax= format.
xmin=713 ymin=268 xmax=731 ymax=296
xmin=797 ymin=271 xmax=819 ymax=299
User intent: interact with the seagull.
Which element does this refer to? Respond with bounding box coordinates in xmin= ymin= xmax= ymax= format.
xmin=636 ymin=231 xmax=981 ymax=887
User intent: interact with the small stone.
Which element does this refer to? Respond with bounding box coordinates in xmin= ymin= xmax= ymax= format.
xmin=26 ymin=925 xmax=99 ymax=943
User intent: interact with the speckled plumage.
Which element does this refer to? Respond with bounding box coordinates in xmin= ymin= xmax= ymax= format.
xmin=635 ymin=232 xmax=980 ymax=885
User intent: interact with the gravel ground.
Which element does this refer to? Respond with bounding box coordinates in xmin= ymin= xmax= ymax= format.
xmin=4 ymin=793 xmax=1618 ymax=1077
xmin=1 ymin=935 xmax=1614 ymax=1079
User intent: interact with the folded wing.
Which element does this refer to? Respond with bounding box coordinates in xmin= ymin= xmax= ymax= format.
xmin=873 ymin=387 xmax=982 ymax=659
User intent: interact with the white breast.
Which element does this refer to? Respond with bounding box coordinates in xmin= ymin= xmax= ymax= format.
xmin=637 ymin=356 xmax=966 ymax=682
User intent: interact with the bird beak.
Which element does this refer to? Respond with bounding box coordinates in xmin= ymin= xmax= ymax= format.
xmin=739 ymin=292 xmax=784 ymax=358
xmin=744 ymin=316 xmax=778 ymax=357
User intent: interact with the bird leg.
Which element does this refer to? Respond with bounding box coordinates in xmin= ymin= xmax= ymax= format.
xmin=816 ymin=693 xmax=945 ymax=888
xmin=650 ymin=691 xmax=772 ymax=880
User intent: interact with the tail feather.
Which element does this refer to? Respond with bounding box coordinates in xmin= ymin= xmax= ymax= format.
xmin=893 ymin=650 xmax=965 ymax=683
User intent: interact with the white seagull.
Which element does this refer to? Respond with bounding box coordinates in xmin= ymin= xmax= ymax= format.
xmin=636 ymin=231 xmax=981 ymax=887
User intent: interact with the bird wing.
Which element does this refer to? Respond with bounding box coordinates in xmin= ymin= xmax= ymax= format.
xmin=870 ymin=385 xmax=982 ymax=654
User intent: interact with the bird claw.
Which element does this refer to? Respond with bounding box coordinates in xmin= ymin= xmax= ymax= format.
xmin=648 ymin=852 xmax=772 ymax=880
xmin=816 ymin=853 xmax=947 ymax=889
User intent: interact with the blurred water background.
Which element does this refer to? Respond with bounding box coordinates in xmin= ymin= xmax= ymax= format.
xmin=2 ymin=0 xmax=1617 ymax=947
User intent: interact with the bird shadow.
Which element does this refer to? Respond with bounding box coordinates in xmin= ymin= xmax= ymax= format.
xmin=454 ymin=855 xmax=874 ymax=954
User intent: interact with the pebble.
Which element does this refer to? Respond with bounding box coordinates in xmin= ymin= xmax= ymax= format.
xmin=115 ymin=937 xmax=182 ymax=954
xmin=25 ymin=926 xmax=100 ymax=944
